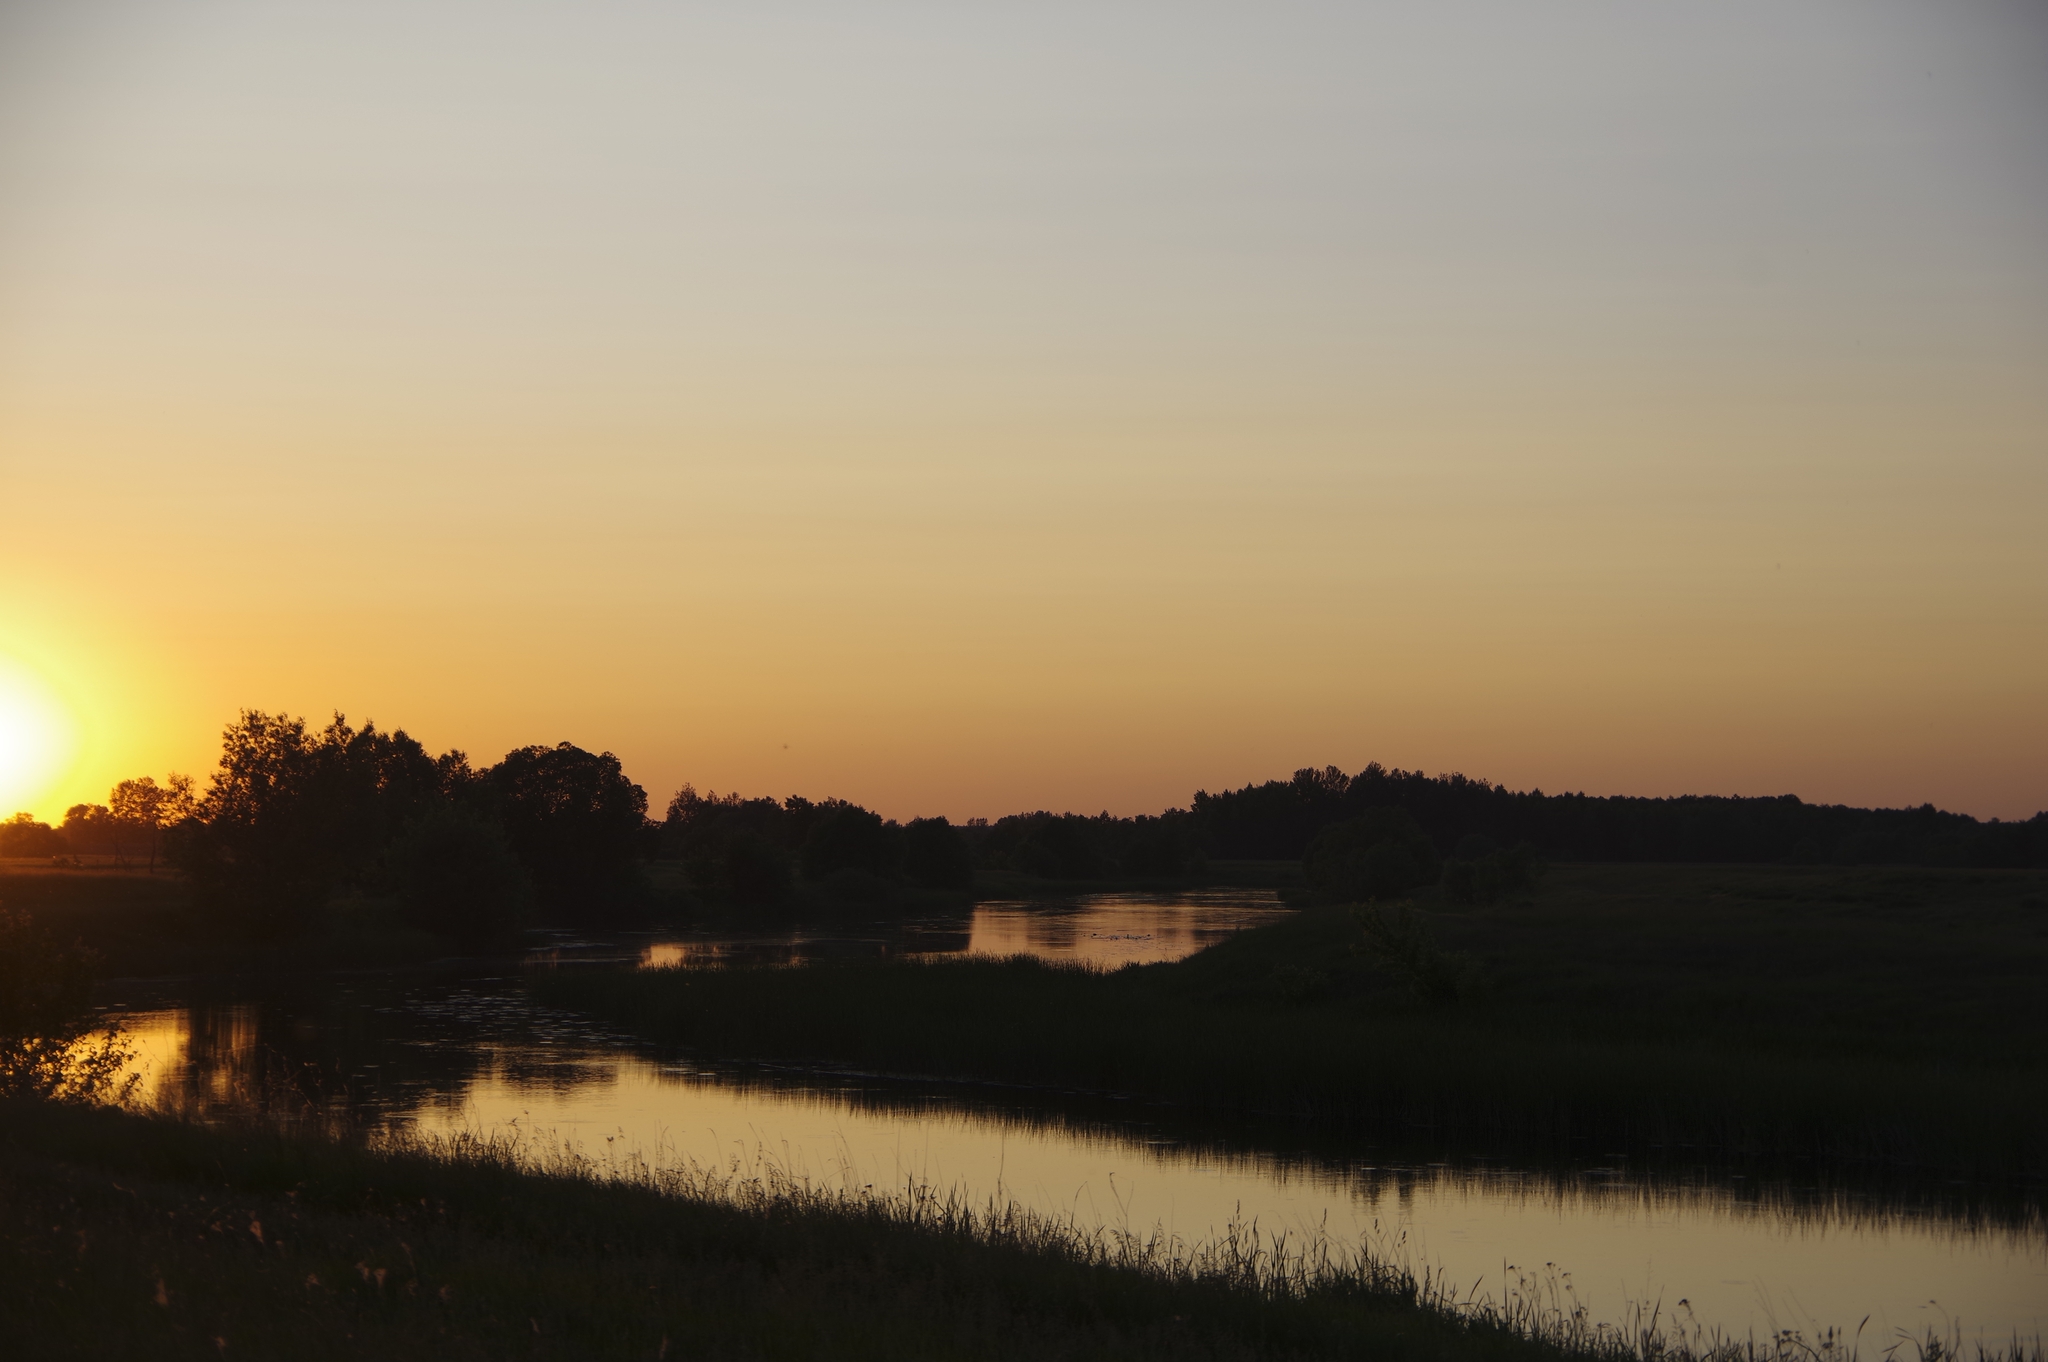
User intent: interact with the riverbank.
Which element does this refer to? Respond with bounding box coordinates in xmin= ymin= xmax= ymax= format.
xmin=0 ymin=862 xmax=465 ymax=979
xmin=0 ymin=859 xmax=1297 ymax=979
xmin=537 ymin=863 xmax=2048 ymax=1182
xmin=3 ymin=1098 xmax=1664 ymax=1362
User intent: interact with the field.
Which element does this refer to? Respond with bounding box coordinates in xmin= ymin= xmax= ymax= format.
xmin=537 ymin=863 xmax=2048 ymax=1181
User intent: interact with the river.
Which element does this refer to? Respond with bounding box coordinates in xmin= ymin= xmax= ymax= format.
xmin=98 ymin=891 xmax=2044 ymax=1350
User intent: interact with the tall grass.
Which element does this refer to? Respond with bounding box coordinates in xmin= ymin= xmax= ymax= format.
xmin=5 ymin=1100 xmax=2032 ymax=1362
xmin=535 ymin=950 xmax=2046 ymax=1182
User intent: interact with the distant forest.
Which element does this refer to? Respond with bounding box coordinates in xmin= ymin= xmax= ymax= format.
xmin=1188 ymin=764 xmax=2048 ymax=869
xmin=4 ymin=716 xmax=2045 ymax=938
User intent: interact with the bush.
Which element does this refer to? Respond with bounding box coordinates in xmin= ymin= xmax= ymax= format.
xmin=0 ymin=907 xmax=132 ymax=1101
xmin=1304 ymin=808 xmax=1441 ymax=902
xmin=1441 ymin=840 xmax=1544 ymax=905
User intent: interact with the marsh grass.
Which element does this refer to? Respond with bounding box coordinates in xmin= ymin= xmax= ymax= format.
xmin=3 ymin=1100 xmax=2032 ymax=1362
xmin=536 ymin=864 xmax=2048 ymax=1182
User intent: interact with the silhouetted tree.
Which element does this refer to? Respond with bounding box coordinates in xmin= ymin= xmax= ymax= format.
xmin=0 ymin=814 xmax=66 ymax=859
xmin=59 ymin=804 xmax=119 ymax=858
xmin=107 ymin=774 xmax=195 ymax=873
xmin=387 ymin=805 xmax=534 ymax=942
xmin=488 ymin=742 xmax=650 ymax=920
xmin=901 ymin=816 xmax=974 ymax=891
xmin=170 ymin=711 xmax=466 ymax=937
xmin=799 ymin=802 xmax=897 ymax=880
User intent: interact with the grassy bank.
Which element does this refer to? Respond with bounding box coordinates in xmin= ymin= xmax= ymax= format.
xmin=1 ymin=1099 xmax=1686 ymax=1362
xmin=537 ymin=863 xmax=2048 ymax=1181
xmin=0 ymin=863 xmax=485 ymax=978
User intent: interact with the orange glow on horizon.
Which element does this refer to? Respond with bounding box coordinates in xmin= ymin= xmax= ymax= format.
xmin=0 ymin=3 xmax=2042 ymax=823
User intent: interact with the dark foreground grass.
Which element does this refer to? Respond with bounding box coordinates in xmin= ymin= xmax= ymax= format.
xmin=0 ymin=1099 xmax=1753 ymax=1362
xmin=537 ymin=864 xmax=2048 ymax=1182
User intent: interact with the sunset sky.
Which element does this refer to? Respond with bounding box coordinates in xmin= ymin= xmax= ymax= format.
xmin=2 ymin=0 xmax=2044 ymax=823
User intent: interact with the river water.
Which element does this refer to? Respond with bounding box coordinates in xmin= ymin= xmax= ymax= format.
xmin=99 ymin=892 xmax=2044 ymax=1350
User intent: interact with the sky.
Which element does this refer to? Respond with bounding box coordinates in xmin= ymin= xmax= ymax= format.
xmin=1 ymin=0 xmax=2044 ymax=823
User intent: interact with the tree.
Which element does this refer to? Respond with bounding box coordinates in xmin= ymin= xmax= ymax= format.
xmin=0 ymin=813 xmax=66 ymax=860
xmin=171 ymin=710 xmax=466 ymax=938
xmin=59 ymin=804 xmax=119 ymax=858
xmin=488 ymin=743 xmax=650 ymax=919
xmin=799 ymin=802 xmax=897 ymax=881
xmin=107 ymin=774 xmax=195 ymax=873
xmin=901 ymin=816 xmax=974 ymax=891
xmin=388 ymin=806 xmax=533 ymax=942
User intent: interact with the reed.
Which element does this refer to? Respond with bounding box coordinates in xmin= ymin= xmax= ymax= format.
xmin=535 ymin=863 xmax=2048 ymax=1182
xmin=4 ymin=1100 xmax=2034 ymax=1362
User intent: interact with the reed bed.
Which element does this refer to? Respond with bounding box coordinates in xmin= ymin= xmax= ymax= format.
xmin=8 ymin=1096 xmax=2033 ymax=1362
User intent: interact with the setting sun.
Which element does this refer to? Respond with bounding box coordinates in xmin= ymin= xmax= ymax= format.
xmin=0 ymin=5 xmax=2043 ymax=1356
xmin=0 ymin=657 xmax=76 ymax=816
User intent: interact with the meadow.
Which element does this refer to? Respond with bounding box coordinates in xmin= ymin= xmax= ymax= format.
xmin=538 ymin=863 xmax=2048 ymax=1182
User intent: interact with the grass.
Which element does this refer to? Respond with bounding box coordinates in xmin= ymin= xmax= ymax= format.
xmin=0 ymin=862 xmax=473 ymax=979
xmin=0 ymin=1097 xmax=1807 ymax=1362
xmin=535 ymin=863 xmax=2048 ymax=1183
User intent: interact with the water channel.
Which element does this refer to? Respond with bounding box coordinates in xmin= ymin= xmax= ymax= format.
xmin=100 ymin=891 xmax=2044 ymax=1349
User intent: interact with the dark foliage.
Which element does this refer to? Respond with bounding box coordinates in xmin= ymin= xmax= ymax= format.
xmin=800 ymin=802 xmax=897 ymax=879
xmin=387 ymin=806 xmax=534 ymax=943
xmin=169 ymin=712 xmax=467 ymax=938
xmin=722 ymin=831 xmax=797 ymax=908
xmin=974 ymin=810 xmax=1204 ymax=882
xmin=902 ymin=815 xmax=975 ymax=890
xmin=1192 ymin=763 xmax=2048 ymax=869
xmin=1442 ymin=838 xmax=1543 ymax=905
xmin=488 ymin=742 xmax=651 ymax=920
xmin=1304 ymin=808 xmax=1442 ymax=902
xmin=161 ymin=712 xmax=643 ymax=938
xmin=0 ymin=908 xmax=129 ymax=1101
xmin=659 ymin=786 xmax=975 ymax=911
xmin=0 ymin=813 xmax=65 ymax=859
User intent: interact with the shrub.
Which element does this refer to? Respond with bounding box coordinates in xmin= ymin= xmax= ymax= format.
xmin=1304 ymin=807 xmax=1441 ymax=902
xmin=0 ymin=907 xmax=133 ymax=1101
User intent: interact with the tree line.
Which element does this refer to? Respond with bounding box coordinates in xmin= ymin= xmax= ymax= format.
xmin=1188 ymin=763 xmax=2048 ymax=869
xmin=5 ymin=718 xmax=2043 ymax=943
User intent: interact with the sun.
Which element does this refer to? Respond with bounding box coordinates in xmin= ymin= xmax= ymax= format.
xmin=0 ymin=658 xmax=77 ymax=819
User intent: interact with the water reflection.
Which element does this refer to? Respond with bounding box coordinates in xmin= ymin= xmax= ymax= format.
xmin=104 ymin=969 xmax=2046 ymax=1349
xmin=626 ymin=890 xmax=1291 ymax=972
xmin=959 ymin=891 xmax=1291 ymax=965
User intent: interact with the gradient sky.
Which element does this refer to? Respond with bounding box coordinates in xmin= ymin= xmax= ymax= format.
xmin=2 ymin=0 xmax=2045 ymax=823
